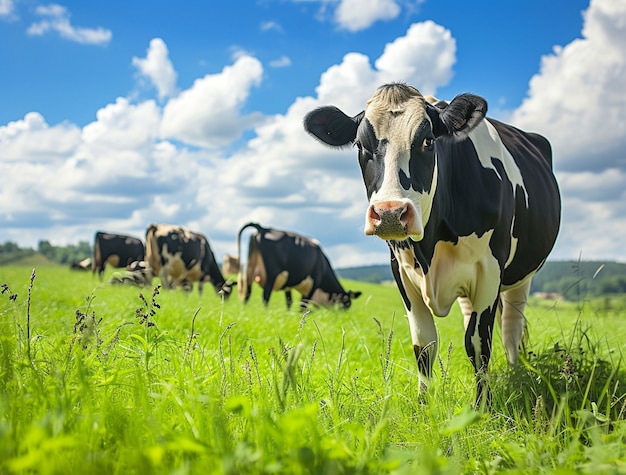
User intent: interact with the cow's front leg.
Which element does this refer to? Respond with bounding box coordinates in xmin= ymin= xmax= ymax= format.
xmin=464 ymin=298 xmax=498 ymax=408
xmin=406 ymin=296 xmax=439 ymax=391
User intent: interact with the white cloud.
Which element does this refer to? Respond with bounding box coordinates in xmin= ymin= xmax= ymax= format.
xmin=0 ymin=112 xmax=81 ymax=162
xmin=132 ymin=38 xmax=178 ymax=100
xmin=510 ymin=0 xmax=626 ymax=262
xmin=0 ymin=0 xmax=14 ymax=17
xmin=269 ymin=56 xmax=291 ymax=68
xmin=160 ymin=54 xmax=264 ymax=148
xmin=335 ymin=0 xmax=400 ymax=32
xmin=315 ymin=21 xmax=455 ymax=112
xmin=27 ymin=3 xmax=112 ymax=45
xmin=260 ymin=20 xmax=283 ymax=33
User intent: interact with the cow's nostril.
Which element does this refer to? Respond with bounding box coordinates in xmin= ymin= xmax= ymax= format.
xmin=368 ymin=206 xmax=381 ymax=223
xmin=399 ymin=205 xmax=413 ymax=225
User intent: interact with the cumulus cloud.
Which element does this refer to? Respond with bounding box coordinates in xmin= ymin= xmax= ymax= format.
xmin=0 ymin=0 xmax=14 ymax=17
xmin=26 ymin=4 xmax=112 ymax=45
xmin=510 ymin=0 xmax=626 ymax=261
xmin=160 ymin=54 xmax=264 ymax=148
xmin=315 ymin=21 xmax=455 ymax=112
xmin=335 ymin=0 xmax=400 ymax=31
xmin=132 ymin=38 xmax=178 ymax=100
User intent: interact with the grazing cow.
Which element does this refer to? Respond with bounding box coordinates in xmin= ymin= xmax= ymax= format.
xmin=237 ymin=222 xmax=361 ymax=309
xmin=145 ymin=224 xmax=233 ymax=297
xmin=304 ymin=83 xmax=561 ymax=404
xmin=92 ymin=232 xmax=145 ymax=280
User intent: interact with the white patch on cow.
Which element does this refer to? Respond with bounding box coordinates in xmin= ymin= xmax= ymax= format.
xmin=396 ymin=231 xmax=501 ymax=318
xmin=499 ymin=277 xmax=531 ymax=365
xmin=469 ymin=120 xmax=528 ymax=206
xmin=505 ymin=215 xmax=518 ymax=268
xmin=308 ymin=287 xmax=332 ymax=306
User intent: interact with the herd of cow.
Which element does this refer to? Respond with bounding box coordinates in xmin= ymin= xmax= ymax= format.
xmin=78 ymin=222 xmax=362 ymax=310
xmin=75 ymin=83 xmax=562 ymax=405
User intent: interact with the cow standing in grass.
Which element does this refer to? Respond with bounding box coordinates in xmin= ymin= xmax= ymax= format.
xmin=304 ymin=83 xmax=560 ymax=404
xmin=145 ymin=224 xmax=233 ymax=297
xmin=237 ymin=222 xmax=361 ymax=309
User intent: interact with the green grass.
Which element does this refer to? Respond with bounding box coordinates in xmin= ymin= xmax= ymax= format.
xmin=0 ymin=265 xmax=625 ymax=474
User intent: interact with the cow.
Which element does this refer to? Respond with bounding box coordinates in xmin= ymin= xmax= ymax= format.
xmin=237 ymin=222 xmax=361 ymax=310
xmin=304 ymin=83 xmax=561 ymax=405
xmin=92 ymin=232 xmax=145 ymax=280
xmin=145 ymin=224 xmax=233 ymax=298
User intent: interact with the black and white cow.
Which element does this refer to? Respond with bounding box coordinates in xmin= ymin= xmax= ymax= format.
xmin=237 ymin=222 xmax=361 ymax=309
xmin=92 ymin=231 xmax=145 ymax=280
xmin=145 ymin=224 xmax=233 ymax=297
xmin=304 ymin=83 xmax=560 ymax=404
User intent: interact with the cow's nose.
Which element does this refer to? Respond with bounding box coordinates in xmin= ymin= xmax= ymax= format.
xmin=365 ymin=200 xmax=419 ymax=239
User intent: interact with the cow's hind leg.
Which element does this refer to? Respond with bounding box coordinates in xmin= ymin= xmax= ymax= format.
xmin=285 ymin=290 xmax=293 ymax=309
xmin=500 ymin=279 xmax=531 ymax=365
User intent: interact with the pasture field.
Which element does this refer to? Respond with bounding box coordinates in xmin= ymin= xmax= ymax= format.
xmin=1 ymin=264 xmax=626 ymax=474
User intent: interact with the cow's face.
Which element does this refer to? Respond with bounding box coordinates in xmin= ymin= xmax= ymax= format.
xmin=356 ymin=85 xmax=437 ymax=241
xmin=304 ymin=83 xmax=487 ymax=242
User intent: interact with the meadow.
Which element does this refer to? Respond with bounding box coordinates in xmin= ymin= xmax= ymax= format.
xmin=1 ymin=264 xmax=625 ymax=474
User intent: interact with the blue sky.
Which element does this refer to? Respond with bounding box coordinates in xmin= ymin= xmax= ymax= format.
xmin=1 ymin=0 xmax=625 ymax=267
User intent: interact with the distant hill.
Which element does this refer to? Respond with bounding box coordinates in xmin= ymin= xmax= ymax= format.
xmin=338 ymin=260 xmax=626 ymax=299
xmin=337 ymin=264 xmax=393 ymax=283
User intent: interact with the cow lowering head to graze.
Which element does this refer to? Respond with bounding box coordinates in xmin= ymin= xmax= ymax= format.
xmin=145 ymin=224 xmax=233 ymax=298
xmin=92 ymin=232 xmax=145 ymax=280
xmin=304 ymin=83 xmax=561 ymax=406
xmin=237 ymin=222 xmax=361 ymax=310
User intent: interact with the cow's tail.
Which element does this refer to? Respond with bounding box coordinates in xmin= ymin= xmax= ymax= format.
xmin=236 ymin=222 xmax=264 ymax=301
xmin=144 ymin=224 xmax=158 ymax=285
xmin=92 ymin=232 xmax=101 ymax=275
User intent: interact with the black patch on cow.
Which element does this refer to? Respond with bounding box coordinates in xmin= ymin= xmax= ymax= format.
xmin=402 ymin=119 xmax=436 ymax=194
xmin=357 ymin=119 xmax=385 ymax=200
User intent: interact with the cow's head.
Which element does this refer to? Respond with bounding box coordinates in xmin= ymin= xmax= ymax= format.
xmin=308 ymin=289 xmax=362 ymax=309
xmin=304 ymin=83 xmax=487 ymax=242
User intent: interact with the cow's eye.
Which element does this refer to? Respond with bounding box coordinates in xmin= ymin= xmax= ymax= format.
xmin=423 ymin=137 xmax=434 ymax=149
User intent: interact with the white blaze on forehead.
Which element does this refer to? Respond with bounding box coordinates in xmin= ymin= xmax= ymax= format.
xmin=364 ymin=85 xmax=427 ymax=148
xmin=364 ymin=86 xmax=428 ymax=204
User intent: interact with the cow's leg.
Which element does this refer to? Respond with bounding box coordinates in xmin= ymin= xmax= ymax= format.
xmin=406 ymin=296 xmax=439 ymax=391
xmin=500 ymin=279 xmax=531 ymax=365
xmin=285 ymin=290 xmax=293 ymax=309
xmin=262 ymin=281 xmax=273 ymax=306
xmin=464 ymin=297 xmax=498 ymax=408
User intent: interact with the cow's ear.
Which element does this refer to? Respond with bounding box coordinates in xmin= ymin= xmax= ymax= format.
xmin=304 ymin=106 xmax=362 ymax=148
xmin=437 ymin=93 xmax=488 ymax=140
